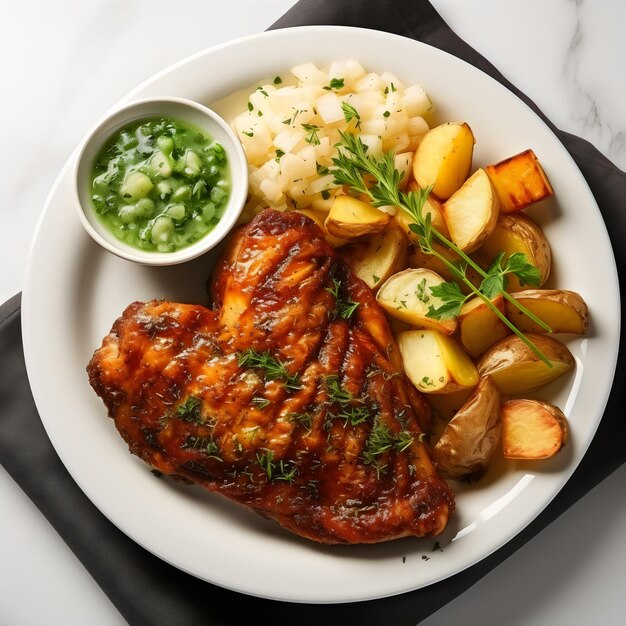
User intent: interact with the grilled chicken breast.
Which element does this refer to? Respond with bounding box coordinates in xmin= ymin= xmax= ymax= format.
xmin=88 ymin=209 xmax=454 ymax=544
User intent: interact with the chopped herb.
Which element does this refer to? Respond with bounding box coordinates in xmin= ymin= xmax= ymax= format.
xmin=383 ymin=110 xmax=391 ymax=118
xmin=273 ymin=76 xmax=283 ymax=84
xmin=256 ymin=449 xmax=298 ymax=483
xmin=247 ymin=101 xmax=254 ymax=112
xmin=415 ymin=278 xmax=430 ymax=303
xmin=432 ymin=541 xmax=443 ymax=552
xmin=362 ymin=421 xmax=414 ymax=476
xmin=337 ymin=405 xmax=370 ymax=427
xmin=324 ymin=77 xmax=345 ymax=91
xmin=275 ymin=149 xmax=285 ymax=159
xmin=291 ymin=108 xmax=303 ymax=124
xmin=325 ymin=374 xmax=356 ymax=405
xmin=395 ymin=430 xmax=414 ymax=453
xmin=288 ymin=412 xmax=314 ymax=431
xmin=316 ymin=162 xmax=330 ymax=176
xmin=373 ymin=274 xmax=381 ymax=284
xmin=421 ymin=376 xmax=434 ymax=387
xmin=242 ymin=130 xmax=254 ymax=137
xmin=325 ymin=277 xmax=359 ymax=319
xmin=321 ymin=189 xmax=331 ymax=200
xmin=176 ymin=396 xmax=203 ymax=423
xmin=251 ymin=396 xmax=270 ymax=409
xmin=183 ymin=435 xmax=222 ymax=461
xmin=257 ymin=110 xmax=263 ymax=117
xmin=237 ymin=348 xmax=300 ymax=391
xmin=302 ymin=123 xmax=321 ymax=146
xmin=257 ymin=449 xmax=275 ymax=480
xmin=339 ymin=300 xmax=359 ymax=319
xmin=341 ymin=102 xmax=361 ymax=128
xmin=282 ymin=118 xmax=292 ymax=125
xmin=192 ymin=179 xmax=207 ymax=198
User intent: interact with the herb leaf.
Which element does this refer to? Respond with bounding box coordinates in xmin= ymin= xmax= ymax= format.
xmin=331 ymin=132 xmax=553 ymax=365
xmin=237 ymin=349 xmax=300 ymax=391
xmin=176 ymin=396 xmax=203 ymax=423
xmin=325 ymin=277 xmax=359 ymax=320
xmin=324 ymin=77 xmax=345 ymax=91
xmin=341 ymin=102 xmax=361 ymax=128
xmin=426 ymin=281 xmax=468 ymax=320
xmin=302 ymin=123 xmax=321 ymax=146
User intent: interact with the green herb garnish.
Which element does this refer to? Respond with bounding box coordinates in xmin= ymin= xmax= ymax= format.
xmin=331 ymin=132 xmax=553 ymax=365
xmin=325 ymin=277 xmax=360 ymax=320
xmin=251 ymin=396 xmax=271 ymax=409
xmin=324 ymin=77 xmax=345 ymax=91
xmin=362 ymin=420 xmax=415 ymax=477
xmin=183 ymin=435 xmax=222 ymax=461
xmin=302 ymin=123 xmax=321 ymax=146
xmin=176 ymin=396 xmax=203 ymax=423
xmin=256 ymin=449 xmax=298 ymax=483
xmin=237 ymin=348 xmax=300 ymax=390
xmin=341 ymin=102 xmax=361 ymax=128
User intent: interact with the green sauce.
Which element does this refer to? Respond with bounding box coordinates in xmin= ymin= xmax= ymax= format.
xmin=90 ymin=117 xmax=230 ymax=252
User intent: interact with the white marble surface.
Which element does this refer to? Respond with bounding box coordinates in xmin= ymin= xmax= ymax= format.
xmin=2 ymin=0 xmax=625 ymax=624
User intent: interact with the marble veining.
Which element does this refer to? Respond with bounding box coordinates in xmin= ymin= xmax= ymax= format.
xmin=564 ymin=0 xmax=626 ymax=169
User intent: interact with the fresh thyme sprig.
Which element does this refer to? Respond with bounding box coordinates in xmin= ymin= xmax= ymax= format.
xmin=331 ymin=132 xmax=553 ymax=365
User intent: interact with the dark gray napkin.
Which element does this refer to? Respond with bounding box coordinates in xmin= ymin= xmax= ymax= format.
xmin=1 ymin=1 xmax=624 ymax=625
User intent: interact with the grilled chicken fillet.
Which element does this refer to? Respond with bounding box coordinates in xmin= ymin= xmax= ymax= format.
xmin=88 ymin=209 xmax=454 ymax=544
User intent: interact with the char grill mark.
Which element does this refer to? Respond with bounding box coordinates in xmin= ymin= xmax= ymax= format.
xmin=88 ymin=208 xmax=454 ymax=544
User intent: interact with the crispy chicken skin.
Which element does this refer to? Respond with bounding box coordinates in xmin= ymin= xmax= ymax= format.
xmin=88 ymin=209 xmax=454 ymax=544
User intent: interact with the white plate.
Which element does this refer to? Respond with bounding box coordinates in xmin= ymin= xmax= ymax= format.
xmin=22 ymin=26 xmax=620 ymax=603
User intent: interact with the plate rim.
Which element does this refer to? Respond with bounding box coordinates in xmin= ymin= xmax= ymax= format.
xmin=21 ymin=25 xmax=621 ymax=603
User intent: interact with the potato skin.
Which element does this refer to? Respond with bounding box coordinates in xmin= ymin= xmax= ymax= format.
xmin=481 ymin=213 xmax=552 ymax=291
xmin=477 ymin=333 xmax=574 ymax=395
xmin=505 ymin=289 xmax=590 ymax=334
xmin=432 ymin=376 xmax=501 ymax=479
xmin=339 ymin=223 xmax=408 ymax=290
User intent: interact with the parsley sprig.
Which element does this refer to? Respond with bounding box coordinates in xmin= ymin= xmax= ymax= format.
xmin=331 ymin=132 xmax=553 ymax=365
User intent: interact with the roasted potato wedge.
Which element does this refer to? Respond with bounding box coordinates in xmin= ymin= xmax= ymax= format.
xmin=458 ymin=294 xmax=511 ymax=358
xmin=397 ymin=329 xmax=479 ymax=394
xmin=432 ymin=376 xmax=501 ymax=479
xmin=501 ymin=399 xmax=568 ymax=459
xmin=295 ymin=208 xmax=349 ymax=248
xmin=486 ymin=149 xmax=553 ymax=213
xmin=480 ymin=213 xmax=551 ymax=291
xmin=427 ymin=387 xmax=474 ymax=422
xmin=393 ymin=180 xmax=450 ymax=239
xmin=442 ymin=168 xmax=500 ymax=253
xmin=412 ymin=122 xmax=475 ymax=200
xmin=339 ymin=222 xmax=408 ymax=290
xmin=505 ymin=289 xmax=590 ymax=335
xmin=324 ymin=195 xmax=390 ymax=239
xmin=477 ymin=333 xmax=574 ymax=395
xmin=376 ymin=268 xmax=457 ymax=334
